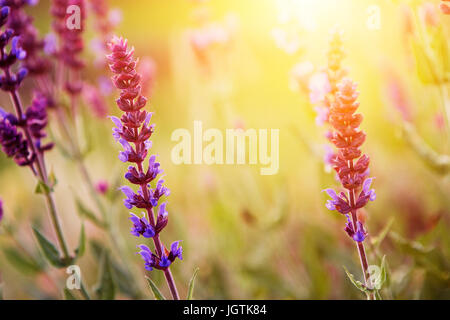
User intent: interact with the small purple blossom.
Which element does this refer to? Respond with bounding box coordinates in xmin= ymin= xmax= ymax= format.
xmin=0 ymin=114 xmax=32 ymax=166
xmin=323 ymin=188 xmax=352 ymax=214
xmin=129 ymin=212 xmax=155 ymax=238
xmin=344 ymin=215 xmax=368 ymax=242
xmin=136 ymin=242 xmax=183 ymax=271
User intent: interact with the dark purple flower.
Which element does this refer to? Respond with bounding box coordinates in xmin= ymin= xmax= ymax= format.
xmin=155 ymin=202 xmax=168 ymax=234
xmin=0 ymin=114 xmax=32 ymax=166
xmin=149 ymin=179 xmax=170 ymax=207
xmin=355 ymin=178 xmax=376 ymax=209
xmin=120 ymin=186 xmax=148 ymax=209
xmin=137 ymin=244 xmax=155 ymax=271
xmin=129 ymin=212 xmax=155 ymax=238
xmin=137 ymin=242 xmax=183 ymax=271
xmin=344 ymin=215 xmax=367 ymax=242
xmin=26 ymin=93 xmax=49 ymax=140
xmin=323 ymin=188 xmax=352 ymax=214
xmin=168 ymin=241 xmax=183 ymax=261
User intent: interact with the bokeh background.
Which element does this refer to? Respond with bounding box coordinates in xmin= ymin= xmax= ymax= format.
xmin=0 ymin=0 xmax=449 ymax=299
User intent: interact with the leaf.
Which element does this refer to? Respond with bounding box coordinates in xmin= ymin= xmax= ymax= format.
xmin=379 ymin=255 xmax=388 ymax=288
xmin=145 ymin=276 xmax=166 ymax=300
xmin=32 ymin=227 xmax=65 ymax=268
xmin=3 ymin=247 xmax=43 ymax=275
xmin=75 ymin=224 xmax=86 ymax=259
xmin=187 ymin=267 xmax=199 ymax=300
xmin=75 ymin=198 xmax=105 ymax=228
xmin=34 ymin=180 xmax=52 ymax=195
xmin=371 ymin=218 xmax=394 ymax=251
xmin=343 ymin=266 xmax=367 ymax=293
xmin=95 ymin=250 xmax=116 ymax=300
xmin=63 ymin=288 xmax=78 ymax=300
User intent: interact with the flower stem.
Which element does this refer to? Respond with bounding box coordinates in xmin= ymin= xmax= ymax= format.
xmin=348 ymin=188 xmax=374 ymax=300
xmin=9 ymin=89 xmax=93 ymax=299
xmin=137 ymin=163 xmax=180 ymax=300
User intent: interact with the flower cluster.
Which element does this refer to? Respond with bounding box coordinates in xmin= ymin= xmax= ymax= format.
xmin=0 ymin=5 xmax=52 ymax=166
xmin=137 ymin=241 xmax=182 ymax=271
xmin=323 ymin=78 xmax=376 ymax=243
xmin=441 ymin=0 xmax=450 ymax=14
xmin=107 ymin=37 xmax=182 ymax=271
xmin=1 ymin=0 xmax=50 ymax=76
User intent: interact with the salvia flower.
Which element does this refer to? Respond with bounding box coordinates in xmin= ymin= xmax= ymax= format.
xmin=323 ymin=78 xmax=376 ymax=243
xmin=0 ymin=113 xmax=32 ymax=166
xmin=129 ymin=212 xmax=155 ymax=238
xmin=137 ymin=242 xmax=183 ymax=271
xmin=107 ymin=37 xmax=182 ymax=293
xmin=1 ymin=0 xmax=50 ymax=76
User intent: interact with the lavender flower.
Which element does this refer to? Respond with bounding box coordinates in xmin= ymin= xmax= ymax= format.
xmin=137 ymin=242 xmax=183 ymax=271
xmin=107 ymin=36 xmax=181 ymax=299
xmin=1 ymin=0 xmax=50 ymax=76
xmin=0 ymin=113 xmax=32 ymax=166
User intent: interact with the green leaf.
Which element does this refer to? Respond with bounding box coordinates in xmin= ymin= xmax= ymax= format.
xmin=379 ymin=255 xmax=388 ymax=288
xmin=75 ymin=198 xmax=105 ymax=228
xmin=371 ymin=218 xmax=394 ymax=251
xmin=34 ymin=180 xmax=52 ymax=195
xmin=75 ymin=224 xmax=86 ymax=259
xmin=32 ymin=227 xmax=65 ymax=268
xmin=145 ymin=276 xmax=166 ymax=300
xmin=187 ymin=267 xmax=199 ymax=300
xmin=3 ymin=247 xmax=43 ymax=275
xmin=343 ymin=266 xmax=367 ymax=293
xmin=95 ymin=251 xmax=116 ymax=300
xmin=63 ymin=288 xmax=78 ymax=300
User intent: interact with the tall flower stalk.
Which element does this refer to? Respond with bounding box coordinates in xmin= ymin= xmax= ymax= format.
xmin=107 ymin=37 xmax=182 ymax=300
xmin=323 ymin=78 xmax=376 ymax=299
xmin=0 ymin=4 xmax=90 ymax=299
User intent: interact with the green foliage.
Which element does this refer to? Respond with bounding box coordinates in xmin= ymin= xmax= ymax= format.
xmin=3 ymin=247 xmax=43 ymax=275
xmin=75 ymin=199 xmax=106 ymax=228
xmin=187 ymin=267 xmax=200 ymax=300
xmin=32 ymin=227 xmax=67 ymax=268
xmin=145 ymin=276 xmax=166 ymax=300
xmin=75 ymin=224 xmax=86 ymax=259
xmin=95 ymin=250 xmax=116 ymax=300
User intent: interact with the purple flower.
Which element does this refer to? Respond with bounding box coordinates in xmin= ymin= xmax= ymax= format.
xmin=155 ymin=202 xmax=168 ymax=234
xmin=344 ymin=215 xmax=367 ymax=242
xmin=129 ymin=212 xmax=155 ymax=238
xmin=137 ymin=243 xmax=182 ymax=271
xmin=149 ymin=179 xmax=170 ymax=207
xmin=137 ymin=244 xmax=155 ymax=271
xmin=169 ymin=241 xmax=183 ymax=261
xmin=323 ymin=189 xmax=352 ymax=214
xmin=11 ymin=36 xmax=26 ymax=60
xmin=0 ymin=114 xmax=32 ymax=166
xmin=355 ymin=178 xmax=376 ymax=209
xmin=26 ymin=93 xmax=49 ymax=140
xmin=109 ymin=37 xmax=182 ymax=278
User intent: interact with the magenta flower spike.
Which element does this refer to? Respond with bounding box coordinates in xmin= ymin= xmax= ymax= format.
xmin=107 ymin=36 xmax=181 ymax=300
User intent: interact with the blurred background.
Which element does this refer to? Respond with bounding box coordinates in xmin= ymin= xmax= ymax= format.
xmin=0 ymin=0 xmax=449 ymax=299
